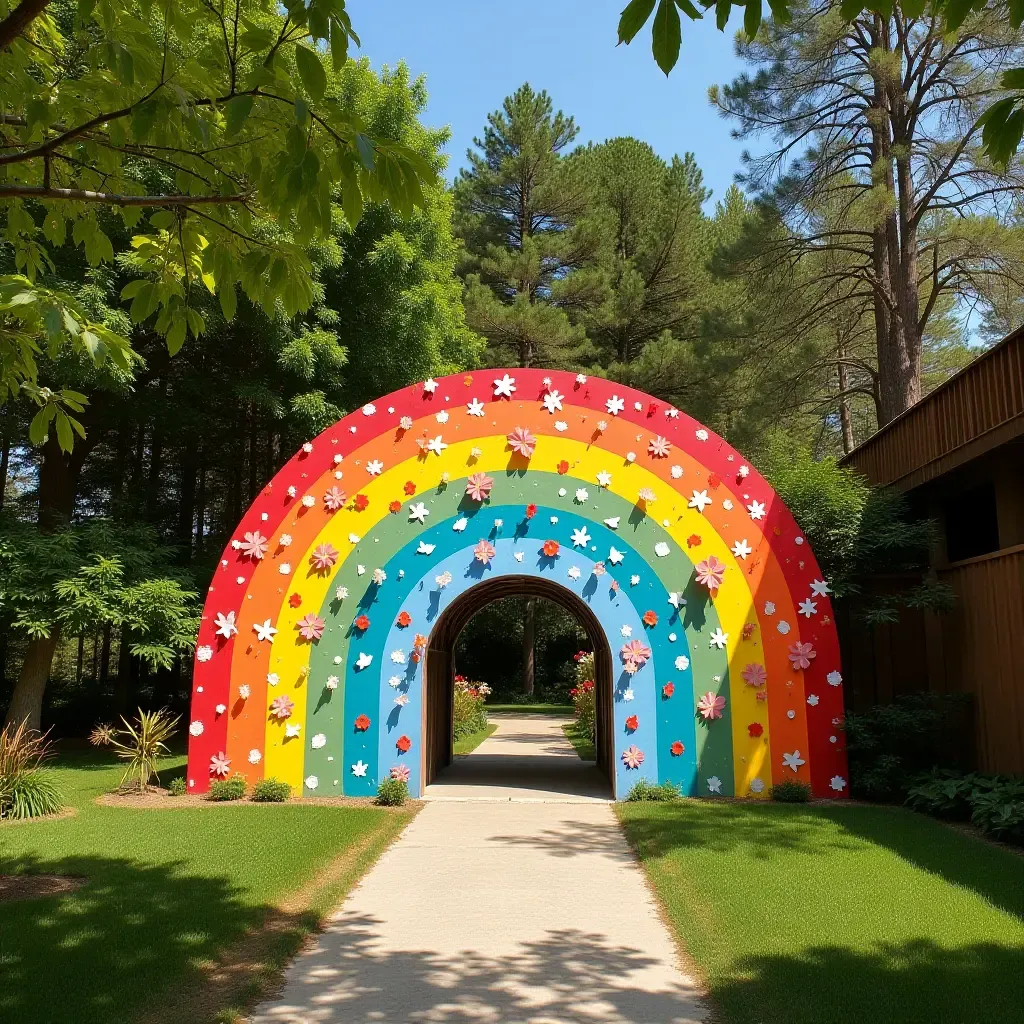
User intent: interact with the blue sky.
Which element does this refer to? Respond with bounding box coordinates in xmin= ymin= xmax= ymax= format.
xmin=348 ymin=0 xmax=749 ymax=208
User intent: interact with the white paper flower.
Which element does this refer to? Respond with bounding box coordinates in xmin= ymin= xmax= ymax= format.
xmin=352 ymin=760 xmax=368 ymax=777
xmin=798 ymin=598 xmax=818 ymax=617
xmin=620 ymin=624 xmax=633 ymax=638
xmin=466 ymin=397 xmax=485 ymax=416
xmin=423 ymin=377 xmax=438 ymax=393
xmin=575 ymin=488 xmax=589 ymax=503
xmin=707 ymin=775 xmax=722 ymax=793
xmin=302 ymin=441 xmax=314 ymax=454
xmin=335 ymin=586 xmax=349 ymax=600
xmin=417 ymin=541 xmax=436 ymax=555
xmin=453 ymin=517 xmax=467 ymax=532
xmin=722 ymin=499 xmax=734 ymax=510
xmin=493 ymin=373 xmax=516 ymax=397
xmin=287 ymin=485 xmax=297 ymax=498
xmin=554 ymin=420 xmax=568 ymax=431
xmin=239 ymin=684 xmax=250 ymax=700
xmin=709 ymin=628 xmax=728 ymax=649
xmin=623 ymin=688 xmax=634 ymax=701
xmin=630 ymin=574 xmax=640 ymax=585
xmin=189 ymin=720 xmax=204 ymax=736
xmin=626 ymin=451 xmax=636 ymax=463
xmin=811 ymin=579 xmax=831 ymax=596
xmin=750 ymin=778 xmax=765 ymax=794
xmin=305 ymin=775 xmax=319 ymax=790
xmin=391 ymin=649 xmax=406 ymax=664
xmin=747 ymin=500 xmax=766 ymax=520
xmin=301 ymin=494 xmax=316 ymax=508
xmin=325 ymin=675 xmax=339 ymax=690
xmin=606 ymin=395 xmax=625 ymax=415
xmin=280 ymin=533 xmax=293 ymax=547
xmin=278 ymin=562 xmax=291 ymax=575
xmin=830 ymin=775 xmax=847 ymax=792
xmin=695 ymin=429 xmax=708 ymax=441
xmin=436 ymin=570 xmax=453 ymax=588
xmin=399 ymin=415 xmax=413 ymax=430
xmin=827 ymin=670 xmax=843 ymax=687
xmin=604 ymin=516 xmax=620 ymax=529
xmin=196 ymin=645 xmax=213 ymax=663
xmin=654 ymin=542 xmax=670 ymax=557
xmin=215 ymin=703 xmax=226 ymax=715
xmin=576 ymin=373 xmax=587 ymax=383
xmin=267 ymin=672 xmax=279 ymax=686
xmin=355 ymin=652 xmax=373 ymax=669
xmin=543 ymin=390 xmax=564 ymax=413
xmin=366 ymin=459 xmax=384 ymax=475
xmin=285 ymin=723 xmax=301 ymax=738
xmin=732 ymin=539 xmax=752 ymax=560
xmin=777 ymin=620 xmax=791 ymax=635
xmin=807 ymin=694 xmax=819 ymax=706
xmin=568 ymin=566 xmax=581 ymax=580
xmin=764 ymin=601 xmax=776 ymax=615
xmin=362 ymin=403 xmax=376 ymax=416
xmin=434 ymin=409 xmax=449 ymax=424
xmin=248 ymin=748 xmax=262 ymax=764
xmin=253 ymin=620 xmax=277 ymax=643
xmin=782 ymin=750 xmax=806 ymax=772
xmin=213 ymin=612 xmax=237 ymax=639
xmin=311 ymin=733 xmax=327 ymax=749
xmin=571 ymin=526 xmax=591 ymax=547
xmin=608 ymin=547 xmax=624 ymax=564
xmin=689 ymin=489 xmax=712 ymax=512
xmin=372 ymin=567 xmax=387 ymax=585
xmin=675 ymin=655 xmax=690 ymax=671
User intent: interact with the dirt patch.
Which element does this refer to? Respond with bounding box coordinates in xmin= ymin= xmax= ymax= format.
xmin=0 ymin=873 xmax=86 ymax=902
xmin=96 ymin=791 xmax=416 ymax=811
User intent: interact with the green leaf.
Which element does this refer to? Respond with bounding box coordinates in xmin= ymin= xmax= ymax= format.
xmin=1001 ymin=68 xmax=1024 ymax=90
xmin=354 ymin=133 xmax=377 ymax=171
xmin=224 ymin=95 xmax=254 ymax=138
xmin=838 ymin=0 xmax=864 ymax=19
xmin=618 ymin=0 xmax=657 ymax=43
xmin=329 ymin=19 xmax=349 ymax=70
xmin=219 ymin=283 xmax=237 ymax=321
xmin=55 ymin=411 xmax=74 ymax=453
xmin=28 ymin=405 xmax=55 ymax=445
xmin=900 ymin=0 xmax=927 ymax=17
xmin=295 ymin=45 xmax=327 ymax=102
xmin=942 ymin=0 xmax=980 ymax=31
xmin=240 ymin=25 xmax=275 ymax=50
xmin=743 ymin=0 xmax=762 ymax=37
xmin=715 ymin=0 xmax=733 ymax=30
xmin=651 ymin=0 xmax=681 ymax=75
xmin=165 ymin=319 xmax=187 ymax=356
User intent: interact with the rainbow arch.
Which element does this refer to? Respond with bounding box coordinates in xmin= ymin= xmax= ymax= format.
xmin=186 ymin=370 xmax=848 ymax=799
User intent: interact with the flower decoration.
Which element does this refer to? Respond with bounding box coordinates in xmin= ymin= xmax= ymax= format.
xmin=323 ymin=487 xmax=346 ymax=511
xmin=389 ymin=500 xmax=402 ymax=514
xmin=270 ymin=695 xmax=295 ymax=719
xmin=372 ymin=567 xmax=387 ymax=585
xmin=213 ymin=611 xmax=238 ymax=639
xmin=396 ymin=735 xmax=412 ymax=753
xmin=311 ymin=544 xmax=339 ymax=572
xmin=741 ymin=663 xmax=767 ymax=688
xmin=240 ymin=531 xmax=268 ymax=560
xmin=466 ymin=472 xmax=494 ymax=501
xmin=352 ymin=493 xmax=369 ymax=511
xmin=238 ymin=684 xmax=251 ymax=700
xmin=189 ymin=720 xmax=204 ymax=736
xmin=621 ymin=745 xmax=644 ymax=769
xmin=391 ymin=764 xmax=411 ymax=782
xmin=542 ymin=539 xmax=560 ymax=557
xmin=662 ymin=682 xmax=675 ymax=699
xmin=697 ymin=691 xmax=726 ymax=720
xmin=648 ymin=435 xmax=671 ymax=457
xmin=301 ymin=494 xmax=316 ymax=508
xmin=695 ymin=556 xmax=726 ymax=592
xmin=474 ymin=539 xmax=496 ymax=564
xmin=788 ymin=641 xmax=817 ymax=670
xmin=526 ymin=503 xmax=537 ymax=519
xmin=297 ymin=613 xmax=326 ymax=641
xmin=741 ymin=622 xmax=757 ymax=640
xmin=687 ymin=534 xmax=702 ymax=548
xmin=436 ymin=570 xmax=453 ymax=588
xmin=707 ymin=473 xmax=721 ymax=489
xmin=625 ymin=714 xmax=639 ymax=731
xmin=506 ymin=426 xmax=536 ymax=457
xmin=642 ymin=610 xmax=658 ymax=627
xmin=620 ymin=638 xmax=652 ymax=673
xmin=748 ymin=722 xmax=764 ymax=738
xmin=557 ymin=460 xmax=569 ymax=475
xmin=354 ymin=714 xmax=371 ymax=731
xmin=396 ymin=611 xmax=412 ymax=627
xmin=670 ymin=740 xmax=684 ymax=756
xmin=354 ymin=614 xmax=370 ymax=631
xmin=288 ymin=593 xmax=303 ymax=609
xmin=196 ymin=645 xmax=213 ymax=663
xmin=210 ymin=751 xmax=231 ymax=776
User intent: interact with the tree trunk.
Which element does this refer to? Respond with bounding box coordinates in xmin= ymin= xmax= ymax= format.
xmin=115 ymin=628 xmax=135 ymax=715
xmin=100 ymin=624 xmax=111 ymax=681
xmin=521 ymin=597 xmax=536 ymax=695
xmin=3 ymin=630 xmax=61 ymax=731
xmin=0 ymin=408 xmax=10 ymax=508
xmin=76 ymin=632 xmax=84 ymax=683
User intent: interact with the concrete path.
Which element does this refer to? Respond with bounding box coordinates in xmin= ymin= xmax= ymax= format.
xmin=250 ymin=716 xmax=707 ymax=1024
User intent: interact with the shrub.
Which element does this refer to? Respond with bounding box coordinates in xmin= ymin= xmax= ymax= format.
xmin=376 ymin=777 xmax=409 ymax=806
xmin=207 ymin=774 xmax=247 ymax=801
xmin=570 ymin=650 xmax=596 ymax=739
xmin=88 ymin=722 xmax=116 ymax=747
xmin=0 ymin=721 xmax=64 ymax=820
xmin=109 ymin=707 xmax=180 ymax=792
xmin=771 ymin=780 xmax=812 ymax=803
xmin=625 ymin=779 xmax=681 ymax=802
xmin=252 ymin=778 xmax=291 ymax=802
xmin=904 ymin=769 xmax=1001 ymax=820
xmin=969 ymin=779 xmax=1024 ymax=844
xmin=167 ymin=776 xmax=187 ymax=796
xmin=453 ymin=676 xmax=489 ymax=739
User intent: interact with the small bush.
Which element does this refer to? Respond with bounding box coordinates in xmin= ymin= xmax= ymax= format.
xmin=969 ymin=779 xmax=1024 ymax=844
xmin=0 ymin=721 xmax=64 ymax=820
xmin=4 ymin=770 xmax=64 ymax=819
xmin=570 ymin=650 xmax=596 ymax=741
xmin=375 ymin=777 xmax=408 ymax=806
xmin=905 ymin=769 xmax=1001 ymax=820
xmin=110 ymin=707 xmax=180 ymax=792
xmin=252 ymin=778 xmax=291 ymax=803
xmin=771 ymin=780 xmax=812 ymax=803
xmin=625 ymin=779 xmax=681 ymax=802
xmin=207 ymin=774 xmax=247 ymax=801
xmin=167 ymin=776 xmax=187 ymax=796
xmin=453 ymin=676 xmax=489 ymax=739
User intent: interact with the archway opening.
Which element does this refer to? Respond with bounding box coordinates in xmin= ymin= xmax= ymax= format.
xmin=421 ymin=576 xmax=615 ymax=797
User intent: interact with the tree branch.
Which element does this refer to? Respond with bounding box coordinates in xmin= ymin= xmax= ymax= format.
xmin=0 ymin=185 xmax=247 ymax=206
xmin=0 ymin=0 xmax=49 ymax=51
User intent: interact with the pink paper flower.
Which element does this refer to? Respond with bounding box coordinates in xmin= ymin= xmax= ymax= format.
xmin=209 ymin=751 xmax=231 ymax=776
xmin=323 ymin=487 xmax=347 ymax=511
xmin=270 ymin=695 xmax=294 ymax=720
xmin=620 ymin=638 xmax=652 ymax=674
xmin=465 ymin=472 xmax=494 ymax=502
xmin=788 ymin=641 xmax=817 ymax=670
xmin=695 ymin=556 xmax=726 ymax=592
xmin=648 ymin=435 xmax=671 ymax=458
xmin=390 ymin=764 xmax=411 ymax=782
xmin=741 ymin=662 xmax=767 ymax=688
xmin=506 ymin=426 xmax=536 ymax=458
xmin=311 ymin=543 xmax=339 ymax=572
xmin=474 ymin=539 xmax=496 ymax=564
xmin=697 ymin=691 xmax=727 ymax=720
xmin=297 ymin=613 xmax=326 ymax=641
xmin=622 ymin=745 xmax=645 ymax=769
xmin=240 ymin=530 xmax=268 ymax=560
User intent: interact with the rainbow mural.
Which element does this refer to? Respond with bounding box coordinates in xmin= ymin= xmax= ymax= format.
xmin=186 ymin=370 xmax=848 ymax=799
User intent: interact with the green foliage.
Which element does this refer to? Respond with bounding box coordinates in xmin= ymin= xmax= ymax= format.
xmin=570 ymin=651 xmax=596 ymax=741
xmin=0 ymin=720 xmax=63 ymax=819
xmin=906 ymin=768 xmax=1024 ymax=845
xmin=109 ymin=707 xmax=180 ymax=792
xmin=625 ymin=778 xmax=682 ymax=801
xmin=969 ymin=780 xmax=1024 ymax=844
xmin=375 ymin=776 xmax=408 ymax=806
xmin=251 ymin=777 xmax=291 ymax=802
xmin=167 ymin=776 xmax=187 ymax=796
xmin=207 ymin=773 xmax=247 ymax=801
xmin=771 ymin=780 xmax=812 ymax=802
xmin=453 ymin=678 xmax=489 ymax=740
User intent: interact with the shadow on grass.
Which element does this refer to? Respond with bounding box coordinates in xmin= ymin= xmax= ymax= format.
xmin=711 ymin=939 xmax=1024 ymax=1024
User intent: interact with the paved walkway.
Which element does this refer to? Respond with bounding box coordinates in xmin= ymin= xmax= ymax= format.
xmin=250 ymin=715 xmax=706 ymax=1023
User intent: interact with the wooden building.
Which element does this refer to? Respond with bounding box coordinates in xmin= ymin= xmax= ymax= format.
xmin=840 ymin=327 xmax=1024 ymax=775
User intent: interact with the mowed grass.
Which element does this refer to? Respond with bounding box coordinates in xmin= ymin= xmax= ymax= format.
xmin=0 ymin=750 xmax=412 ymax=1024
xmin=561 ymin=720 xmax=596 ymax=760
xmin=617 ymin=801 xmax=1024 ymax=1024
xmin=453 ymin=723 xmax=498 ymax=755
xmin=484 ymin=703 xmax=572 ymax=715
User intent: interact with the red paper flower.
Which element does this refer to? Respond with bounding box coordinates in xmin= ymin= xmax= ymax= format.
xmin=687 ymin=534 xmax=702 ymax=548
xmin=670 ymin=740 xmax=685 ymax=756
xmin=410 ymin=651 xmax=421 ymax=663
xmin=741 ymin=622 xmax=757 ymax=640
xmin=396 ymin=735 xmax=412 ymax=753
xmin=288 ymin=593 xmax=303 ymax=608
xmin=354 ymin=714 xmax=371 ymax=731
xmin=389 ymin=499 xmax=402 ymax=514
xmin=403 ymin=480 xmax=417 ymax=495
xmin=662 ymin=682 xmax=675 ymax=699
xmin=354 ymin=614 xmax=370 ymax=631
xmin=625 ymin=714 xmax=639 ymax=731
xmin=352 ymin=493 xmax=369 ymax=511
xmin=748 ymin=722 xmax=764 ymax=738
xmin=643 ymin=610 xmax=658 ymax=627
xmin=542 ymin=539 xmax=560 ymax=557
xmin=647 ymin=402 xmax=659 ymax=417
xmin=557 ymin=460 xmax=569 ymax=475
xmin=525 ymin=503 xmax=537 ymax=519
xmin=413 ymin=634 xmax=427 ymax=649
xmin=707 ymin=473 xmax=721 ymax=489
xmin=396 ymin=611 xmax=412 ymax=627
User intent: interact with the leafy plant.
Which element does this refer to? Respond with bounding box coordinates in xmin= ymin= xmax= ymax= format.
xmin=375 ymin=777 xmax=409 ymax=806
xmin=625 ymin=779 xmax=682 ymax=802
xmin=109 ymin=708 xmax=180 ymax=793
xmin=969 ymin=780 xmax=1024 ymax=844
xmin=167 ymin=777 xmax=188 ymax=797
xmin=453 ymin=677 xmax=489 ymax=740
xmin=771 ymin=780 xmax=812 ymax=803
xmin=570 ymin=651 xmax=596 ymax=741
xmin=252 ymin=778 xmax=291 ymax=803
xmin=88 ymin=723 xmax=116 ymax=747
xmin=905 ymin=770 xmax=1002 ymax=821
xmin=0 ymin=721 xmax=63 ymax=820
xmin=208 ymin=775 xmax=248 ymax=802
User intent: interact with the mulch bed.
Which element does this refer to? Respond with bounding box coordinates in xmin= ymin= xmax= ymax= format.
xmin=96 ymin=790 xmax=416 ymax=811
xmin=0 ymin=874 xmax=86 ymax=902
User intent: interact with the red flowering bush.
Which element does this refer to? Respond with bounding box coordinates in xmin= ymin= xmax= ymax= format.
xmin=570 ymin=650 xmax=596 ymax=740
xmin=454 ymin=675 xmax=490 ymax=740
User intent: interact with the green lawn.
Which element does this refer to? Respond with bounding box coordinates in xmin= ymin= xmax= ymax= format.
xmin=617 ymin=800 xmax=1024 ymax=1024
xmin=453 ymin=723 xmax=497 ymax=755
xmin=485 ymin=703 xmax=572 ymax=715
xmin=0 ymin=751 xmax=412 ymax=1024
xmin=561 ymin=720 xmax=596 ymax=760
